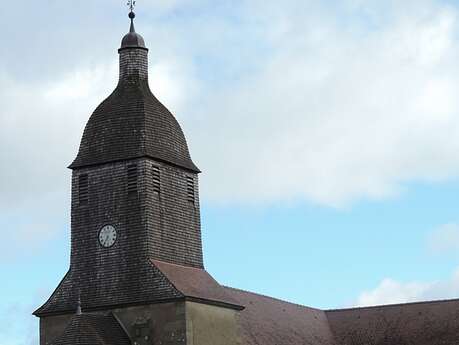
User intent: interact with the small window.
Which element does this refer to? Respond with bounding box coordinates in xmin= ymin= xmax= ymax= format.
xmin=78 ymin=174 xmax=89 ymax=205
xmin=127 ymin=164 xmax=138 ymax=197
xmin=152 ymin=166 xmax=160 ymax=193
xmin=186 ymin=176 xmax=195 ymax=203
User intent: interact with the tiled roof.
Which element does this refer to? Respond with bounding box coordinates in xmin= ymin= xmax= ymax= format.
xmin=326 ymin=298 xmax=459 ymax=345
xmin=223 ymin=287 xmax=459 ymax=345
xmin=224 ymin=287 xmax=337 ymax=345
xmin=49 ymin=313 xmax=130 ymax=345
xmin=151 ymin=259 xmax=242 ymax=309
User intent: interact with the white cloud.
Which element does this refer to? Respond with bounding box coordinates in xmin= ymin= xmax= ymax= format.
xmin=3 ymin=0 xmax=459 ymax=255
xmin=356 ymin=278 xmax=433 ymax=306
xmin=427 ymin=223 xmax=459 ymax=254
xmin=0 ymin=63 xmax=116 ymax=206
xmin=4 ymin=0 xmax=459 ymax=209
xmin=355 ymin=268 xmax=459 ymax=307
xmin=187 ymin=0 xmax=459 ymax=206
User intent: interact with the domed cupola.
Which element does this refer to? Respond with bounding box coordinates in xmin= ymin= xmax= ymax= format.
xmin=120 ymin=12 xmax=146 ymax=50
xmin=69 ymin=11 xmax=199 ymax=172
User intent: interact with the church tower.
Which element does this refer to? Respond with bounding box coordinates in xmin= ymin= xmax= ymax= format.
xmin=35 ymin=9 xmax=242 ymax=345
xmin=31 ymin=6 xmax=459 ymax=345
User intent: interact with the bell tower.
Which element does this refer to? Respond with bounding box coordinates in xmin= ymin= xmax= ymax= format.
xmin=34 ymin=7 xmax=242 ymax=345
xmin=67 ymin=8 xmax=204 ymax=281
xmin=36 ymin=8 xmax=203 ymax=316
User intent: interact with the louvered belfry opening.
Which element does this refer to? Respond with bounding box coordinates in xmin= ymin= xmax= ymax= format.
xmin=152 ymin=166 xmax=161 ymax=193
xmin=127 ymin=164 xmax=138 ymax=197
xmin=78 ymin=174 xmax=89 ymax=205
xmin=186 ymin=176 xmax=195 ymax=203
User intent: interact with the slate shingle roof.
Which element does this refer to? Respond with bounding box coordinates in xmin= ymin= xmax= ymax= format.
xmin=49 ymin=313 xmax=130 ymax=345
xmin=69 ymin=81 xmax=199 ymax=172
xmin=34 ymin=261 xmax=183 ymax=316
xmin=69 ymin=50 xmax=199 ymax=172
xmin=34 ymin=260 xmax=242 ymax=316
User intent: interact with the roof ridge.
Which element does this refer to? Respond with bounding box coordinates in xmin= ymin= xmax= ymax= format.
xmin=149 ymin=258 xmax=185 ymax=298
xmin=223 ymin=286 xmax=324 ymax=312
xmin=149 ymin=259 xmax=185 ymax=299
xmin=326 ymin=297 xmax=459 ymax=313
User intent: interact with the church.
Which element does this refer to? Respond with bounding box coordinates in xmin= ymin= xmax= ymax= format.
xmin=34 ymin=9 xmax=459 ymax=345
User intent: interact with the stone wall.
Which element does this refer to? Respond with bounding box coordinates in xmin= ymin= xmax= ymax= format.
xmin=115 ymin=302 xmax=187 ymax=345
xmin=185 ymin=301 xmax=240 ymax=345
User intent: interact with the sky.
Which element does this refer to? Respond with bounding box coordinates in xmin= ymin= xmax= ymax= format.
xmin=3 ymin=0 xmax=459 ymax=344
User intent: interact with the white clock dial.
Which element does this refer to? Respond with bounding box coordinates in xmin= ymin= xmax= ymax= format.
xmin=98 ymin=225 xmax=117 ymax=248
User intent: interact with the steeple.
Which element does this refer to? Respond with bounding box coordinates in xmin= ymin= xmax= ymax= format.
xmin=69 ymin=6 xmax=199 ymax=172
xmin=35 ymin=5 xmax=204 ymax=318
xmin=34 ymin=8 xmax=243 ymax=345
xmin=37 ymin=4 xmax=204 ymax=315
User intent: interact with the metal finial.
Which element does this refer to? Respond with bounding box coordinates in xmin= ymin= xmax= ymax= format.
xmin=127 ymin=0 xmax=136 ymax=13
xmin=127 ymin=0 xmax=137 ymax=32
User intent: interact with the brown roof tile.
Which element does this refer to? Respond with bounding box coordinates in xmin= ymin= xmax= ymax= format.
xmin=224 ymin=287 xmax=336 ymax=345
xmin=326 ymin=298 xmax=459 ymax=345
xmin=151 ymin=259 xmax=242 ymax=309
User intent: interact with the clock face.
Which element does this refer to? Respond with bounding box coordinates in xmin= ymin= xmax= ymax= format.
xmin=98 ymin=225 xmax=117 ymax=248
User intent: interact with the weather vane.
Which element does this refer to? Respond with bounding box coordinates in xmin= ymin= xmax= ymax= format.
xmin=127 ymin=0 xmax=136 ymax=13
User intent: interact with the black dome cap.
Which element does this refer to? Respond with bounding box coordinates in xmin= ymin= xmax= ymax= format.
xmin=120 ymin=12 xmax=147 ymax=50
